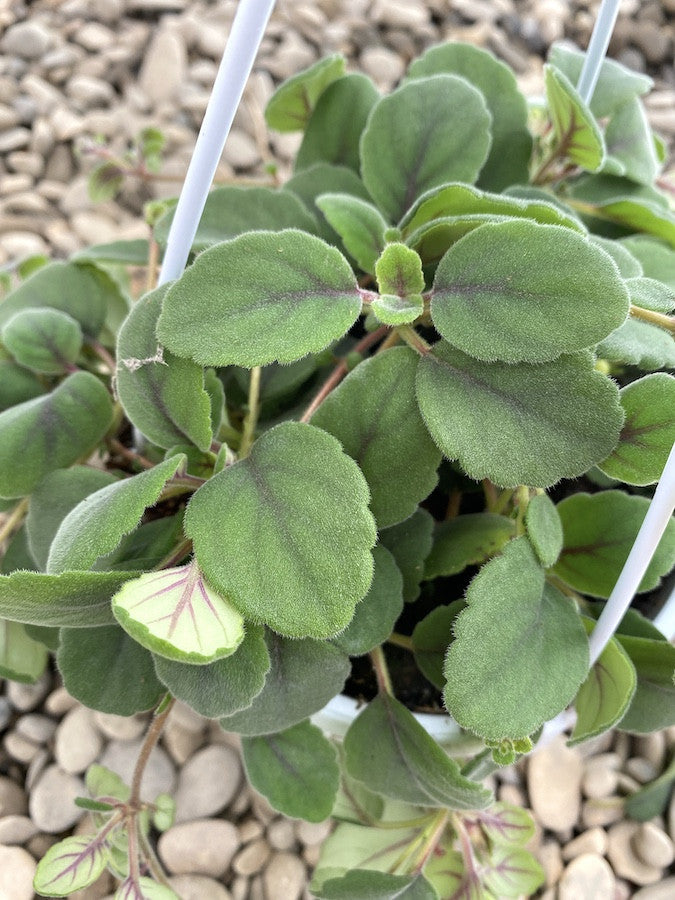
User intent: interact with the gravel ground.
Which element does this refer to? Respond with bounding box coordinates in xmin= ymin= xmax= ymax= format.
xmin=1 ymin=1 xmax=675 ymax=898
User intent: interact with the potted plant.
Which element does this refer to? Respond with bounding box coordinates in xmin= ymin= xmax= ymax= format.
xmin=0 ymin=38 xmax=674 ymax=900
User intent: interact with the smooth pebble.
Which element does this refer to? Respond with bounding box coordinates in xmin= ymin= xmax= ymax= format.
xmin=528 ymin=736 xmax=582 ymax=830
xmin=159 ymin=819 xmax=240 ymax=876
xmin=263 ymin=851 xmax=307 ymax=900
xmin=55 ymin=706 xmax=103 ymax=773
xmin=0 ymin=844 xmax=37 ymax=900
xmin=29 ymin=765 xmax=85 ymax=833
xmin=173 ymin=744 xmax=241 ymax=823
xmin=632 ymin=821 xmax=674 ymax=869
xmin=558 ymin=853 xmax=615 ymax=900
xmin=99 ymin=739 xmax=176 ymax=802
xmin=607 ymin=821 xmax=663 ymax=886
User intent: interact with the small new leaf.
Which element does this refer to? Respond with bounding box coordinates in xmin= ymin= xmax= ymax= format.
xmin=544 ymin=65 xmax=605 ymax=172
xmin=33 ymin=835 xmax=109 ymax=897
xmin=265 ymin=54 xmax=346 ymax=132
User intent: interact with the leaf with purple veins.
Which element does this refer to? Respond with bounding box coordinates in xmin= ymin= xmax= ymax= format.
xmin=33 ymin=835 xmax=109 ymax=897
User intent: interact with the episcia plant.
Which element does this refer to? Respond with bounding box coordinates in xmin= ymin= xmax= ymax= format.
xmin=0 ymin=39 xmax=674 ymax=899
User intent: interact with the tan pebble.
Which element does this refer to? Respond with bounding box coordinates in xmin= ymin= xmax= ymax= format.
xmin=528 ymin=736 xmax=582 ymax=831
xmin=617 ymin=772 xmax=641 ymax=794
xmin=163 ymin=722 xmax=203 ymax=765
xmin=631 ymin=821 xmax=674 ymax=868
xmin=607 ymin=821 xmax=663 ymax=886
xmin=24 ymin=748 xmax=50 ymax=794
xmin=573 ymin=731 xmax=615 ymax=758
xmin=251 ymin=792 xmax=276 ymax=825
xmin=267 ymin=819 xmax=297 ymax=851
xmin=581 ymin=796 xmax=624 ymax=828
xmin=230 ymin=785 xmax=252 ymax=818
xmin=632 ymin=877 xmax=675 ymax=899
xmin=562 ymin=826 xmax=608 ymax=860
xmin=0 ymin=845 xmax=36 ymax=900
xmin=158 ymin=819 xmax=239 ymax=877
xmin=582 ymin=754 xmax=621 ymax=799
xmin=536 ymin=840 xmax=563 ymax=887
xmin=4 ymin=730 xmax=41 ymax=765
xmin=168 ymin=701 xmax=205 ymax=734
xmin=0 ymin=173 xmax=34 ymax=194
xmin=239 ymin=818 xmax=264 ymax=844
xmin=263 ymin=852 xmax=306 ymax=900
xmin=6 ymin=148 xmax=44 ymax=177
xmin=634 ymin=733 xmax=666 ymax=770
xmin=614 ymin=879 xmax=632 ymax=900
xmin=26 ymin=833 xmax=58 ymax=858
xmin=669 ymin=790 xmax=675 ymax=842
xmin=613 ymin=732 xmax=631 ymax=762
xmin=498 ymin=783 xmax=526 ymax=806
xmin=0 ymin=814 xmax=39 ymax=845
xmin=232 ymin=838 xmax=271 ymax=876
xmin=625 ymin=757 xmax=659 ymax=784
xmin=558 ymin=853 xmax=615 ymax=900
xmin=230 ymin=877 xmax=248 ymax=900
xmin=302 ymin=844 xmax=321 ymax=867
xmin=168 ymin=874 xmax=232 ymax=900
xmin=93 ymin=712 xmax=146 ymax=741
xmin=50 ymin=107 xmax=84 ymax=141
xmin=295 ymin=819 xmax=332 ymax=847
xmin=15 ymin=714 xmax=55 ymax=745
xmin=54 ymin=707 xmax=103 ymax=774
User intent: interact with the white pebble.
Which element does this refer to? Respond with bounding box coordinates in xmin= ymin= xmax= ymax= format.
xmin=0 ymin=845 xmax=36 ymax=900
xmin=55 ymin=707 xmax=103 ymax=774
xmin=29 ymin=765 xmax=85 ymax=834
xmin=159 ymin=819 xmax=240 ymax=876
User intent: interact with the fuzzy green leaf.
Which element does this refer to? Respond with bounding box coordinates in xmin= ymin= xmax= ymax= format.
xmin=483 ymin=846 xmax=545 ymax=898
xmin=599 ymin=374 xmax=675 ymax=485
xmin=624 ymin=755 xmax=675 ymax=821
xmin=407 ymin=42 xmax=531 ymax=191
xmin=603 ymin=97 xmax=660 ymax=186
xmin=619 ymin=236 xmax=675 ymax=289
xmin=591 ymin=236 xmax=643 ymax=278
xmin=116 ymin=285 xmax=213 ymax=452
xmin=553 ymin=491 xmax=675 ymax=598
xmin=424 ymin=514 xmax=515 ymax=579
xmin=431 ymin=220 xmax=628 ymax=363
xmin=0 ymin=570 xmax=133 ymax=626
xmin=0 ymin=372 xmax=114 ymax=499
xmin=112 ymin=560 xmax=244 ymax=664
xmin=47 ymin=455 xmax=184 ymax=574
xmin=344 ymin=693 xmax=491 ymax=809
xmin=548 ymin=43 xmax=652 ymax=118
xmin=153 ymin=186 xmax=317 ymax=252
xmin=265 ymin=54 xmax=346 ymax=132
xmin=360 ymin=75 xmax=491 ymax=223
xmin=316 ymin=193 xmax=388 ymax=274
xmin=443 ymin=538 xmax=589 ymax=741
xmin=370 ymin=293 xmax=424 ymax=326
xmin=157 ymin=230 xmax=361 ymax=367
xmin=219 ymin=631 xmax=350 ymax=736
xmin=27 ymin=467 xmax=118 ymax=571
xmin=312 ymin=348 xmax=441 ymax=528
xmin=242 ymin=720 xmax=339 ymax=823
xmin=115 ymin=878 xmax=178 ymax=900
xmin=626 ymin=277 xmax=674 ymax=313
xmin=416 ymin=344 xmax=623 ymax=488
xmin=616 ymin=636 xmax=675 ymax=733
xmin=187 ymin=422 xmax=376 ymax=638
xmin=296 ymin=74 xmax=379 ymax=173
xmin=0 ymin=261 xmax=115 ymax=337
xmin=34 ymin=835 xmax=109 ymax=897
xmin=153 ymin=623 xmax=269 ymax=718
xmin=525 ymin=494 xmax=563 ymax=568
xmin=371 ymin=243 xmax=425 ymax=325
xmin=0 ymin=359 xmax=44 ymax=412
xmin=544 ymin=65 xmax=605 ymax=172
xmin=412 ymin=602 xmax=465 ymax=690
xmin=470 ymin=804 xmax=537 ymax=846
xmin=597 ymin=318 xmax=675 ymax=370
xmin=331 ymin=546 xmax=403 ymax=657
xmin=379 ymin=508 xmax=434 ymax=602
xmin=73 ymin=239 xmax=150 ymax=266
xmin=0 ymin=619 xmax=48 ymax=683
xmin=57 ymin=623 xmax=165 ymax=715
xmin=316 ymin=871 xmax=438 ymax=900
xmin=569 ymin=619 xmax=637 ymax=746
xmin=284 ymin=163 xmax=371 ymax=244
xmin=2 ymin=308 xmax=82 ymax=375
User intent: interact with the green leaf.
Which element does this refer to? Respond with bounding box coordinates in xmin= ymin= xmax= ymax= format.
xmin=544 ymin=65 xmax=605 ymax=172
xmin=370 ymin=243 xmax=425 ymax=325
xmin=591 ymin=235 xmax=643 ymax=278
xmin=152 ymin=623 xmax=269 ymax=718
xmin=569 ymin=619 xmax=636 ymax=746
xmin=86 ymin=763 xmax=130 ymax=802
xmin=265 ymin=53 xmax=346 ymax=132
xmin=379 ymin=508 xmax=434 ymax=602
xmin=0 ymin=372 xmax=114 ymax=499
xmin=112 ymin=560 xmax=245 ymax=664
xmin=553 ymin=491 xmax=675 ymax=598
xmin=424 ymin=514 xmax=515 ymax=580
xmin=88 ymin=161 xmax=123 ymax=202
xmin=1 ymin=525 xmax=36 ymax=573
xmin=116 ymin=877 xmax=178 ymax=900
xmin=430 ymin=220 xmax=628 ymax=363
xmin=407 ymin=42 xmax=531 ymax=192
xmin=412 ymin=602 xmax=466 ymax=690
xmin=116 ymin=285 xmax=213 ymax=452
xmin=33 ymin=835 xmax=109 ymax=897
xmin=603 ymin=97 xmax=659 ymax=186
xmin=73 ymin=239 xmax=150 ymax=266
xmin=619 ymin=236 xmax=675 ymax=289
xmin=242 ymin=720 xmax=339 ymax=823
xmin=74 ymin=797 xmax=115 ymax=812
xmin=598 ymin=374 xmax=675 ymax=485
xmin=443 ymin=538 xmax=589 ymax=741
xmin=360 ymin=75 xmax=491 ymax=223
xmin=152 ymin=793 xmax=175 ymax=832
xmin=525 ymin=494 xmax=563 ymax=568
xmin=187 ymin=422 xmax=376 ymax=638
xmin=0 ymin=358 xmax=44 ymax=412
xmin=0 ymin=261 xmax=114 ymax=337
xmin=296 ymin=74 xmax=379 ymax=173
xmin=599 ymin=316 xmax=675 ymax=370
xmin=316 ymin=870 xmax=438 ymax=900
xmin=313 ymin=348 xmax=440 ymax=528
xmin=0 ymin=570 xmax=132 ymax=626
xmin=218 ymin=630 xmax=350 ymax=736
xmin=483 ymin=845 xmax=545 ymax=898
xmin=624 ymin=754 xmax=675 ymax=821
xmin=2 ymin=308 xmax=83 ymax=374
xmin=313 ymin=822 xmax=425 ymax=887
xmin=102 ymin=514 xmax=184 ymax=572
xmin=331 ymin=546 xmax=403 ymax=656
xmin=57 ymin=623 xmax=165 ymax=715
xmin=47 ymin=455 xmax=184 ymax=574
xmin=626 ymin=277 xmax=674 ymax=313
xmin=370 ymin=294 xmax=424 ymax=327
xmin=548 ymin=42 xmax=652 ymax=118
xmin=316 ymin=193 xmax=388 ymax=274
xmin=615 ymin=635 xmax=675 ymax=733
xmin=469 ymin=803 xmax=536 ymax=846
xmin=284 ymin=163 xmax=371 ymax=244
xmin=153 ymin=186 xmax=317 ymax=252
xmin=0 ymin=619 xmax=48 ymax=682
xmin=157 ymin=230 xmax=361 ymax=368
xmin=416 ymin=344 xmax=623 ymax=488
xmin=344 ymin=693 xmax=491 ymax=810
xmin=26 ymin=466 xmax=118 ymax=571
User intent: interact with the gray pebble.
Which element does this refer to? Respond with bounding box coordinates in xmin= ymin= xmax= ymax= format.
xmin=0 ymin=844 xmax=36 ymax=900
xmin=173 ymin=744 xmax=241 ymax=823
xmin=0 ymin=814 xmax=39 ymax=845
xmin=1 ymin=21 xmax=54 ymax=59
xmin=169 ymin=874 xmax=233 ymax=900
xmin=631 ymin=821 xmax=674 ymax=869
xmin=561 ymin=826 xmax=608 ymax=861
xmin=608 ymin=821 xmax=663 ymax=886
xmin=93 ymin=711 xmax=147 ymax=742
xmin=267 ymin=818 xmax=297 ymax=851
xmin=159 ymin=819 xmax=240 ymax=876
xmin=3 ymin=730 xmax=41 ymax=765
xmin=29 ymin=765 xmax=85 ymax=833
xmin=232 ymin=837 xmax=271 ymax=876
xmin=558 ymin=853 xmax=615 ymax=900
xmin=633 ymin=878 xmax=675 ymax=899
xmin=0 ymin=127 xmax=31 ymax=154
xmin=625 ymin=757 xmax=658 ymax=784
xmin=15 ymin=713 xmax=56 ymax=745
xmin=263 ymin=851 xmax=307 ymax=900
xmin=99 ymin=739 xmax=176 ymax=802
xmin=54 ymin=707 xmax=103 ymax=774
xmin=139 ymin=26 xmax=188 ymax=106
xmin=528 ymin=736 xmax=582 ymax=831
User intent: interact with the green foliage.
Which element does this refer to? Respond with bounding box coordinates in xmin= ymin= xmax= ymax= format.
xmin=34 ymin=835 xmax=109 ymax=897
xmin=544 ymin=65 xmax=605 ymax=172
xmin=157 ymin=230 xmax=361 ymax=367
xmin=0 ymin=373 xmax=114 ymax=499
xmin=265 ymin=53 xmax=346 ymax=132
xmin=597 ymin=317 xmax=675 ymax=370
xmin=443 ymin=539 xmax=589 ymax=741
xmin=525 ymin=493 xmax=563 ymax=568
xmin=371 ymin=244 xmax=425 ymax=325
xmin=379 ymin=508 xmax=434 ymax=602
xmin=315 ymin=193 xmax=388 ymax=274
xmin=425 ymin=514 xmax=515 ymax=579
xmin=0 ymin=358 xmax=44 ymax=412
xmin=0 ymin=618 xmax=48 ymax=683
xmin=616 ymin=636 xmax=675 ymax=733
xmin=242 ymin=720 xmax=339 ymax=822
xmin=314 ymin=871 xmax=437 ymax=900
xmin=412 ymin=602 xmax=465 ymax=689
xmin=360 ymin=75 xmax=491 ymax=223
xmin=2 ymin=308 xmax=83 ymax=375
